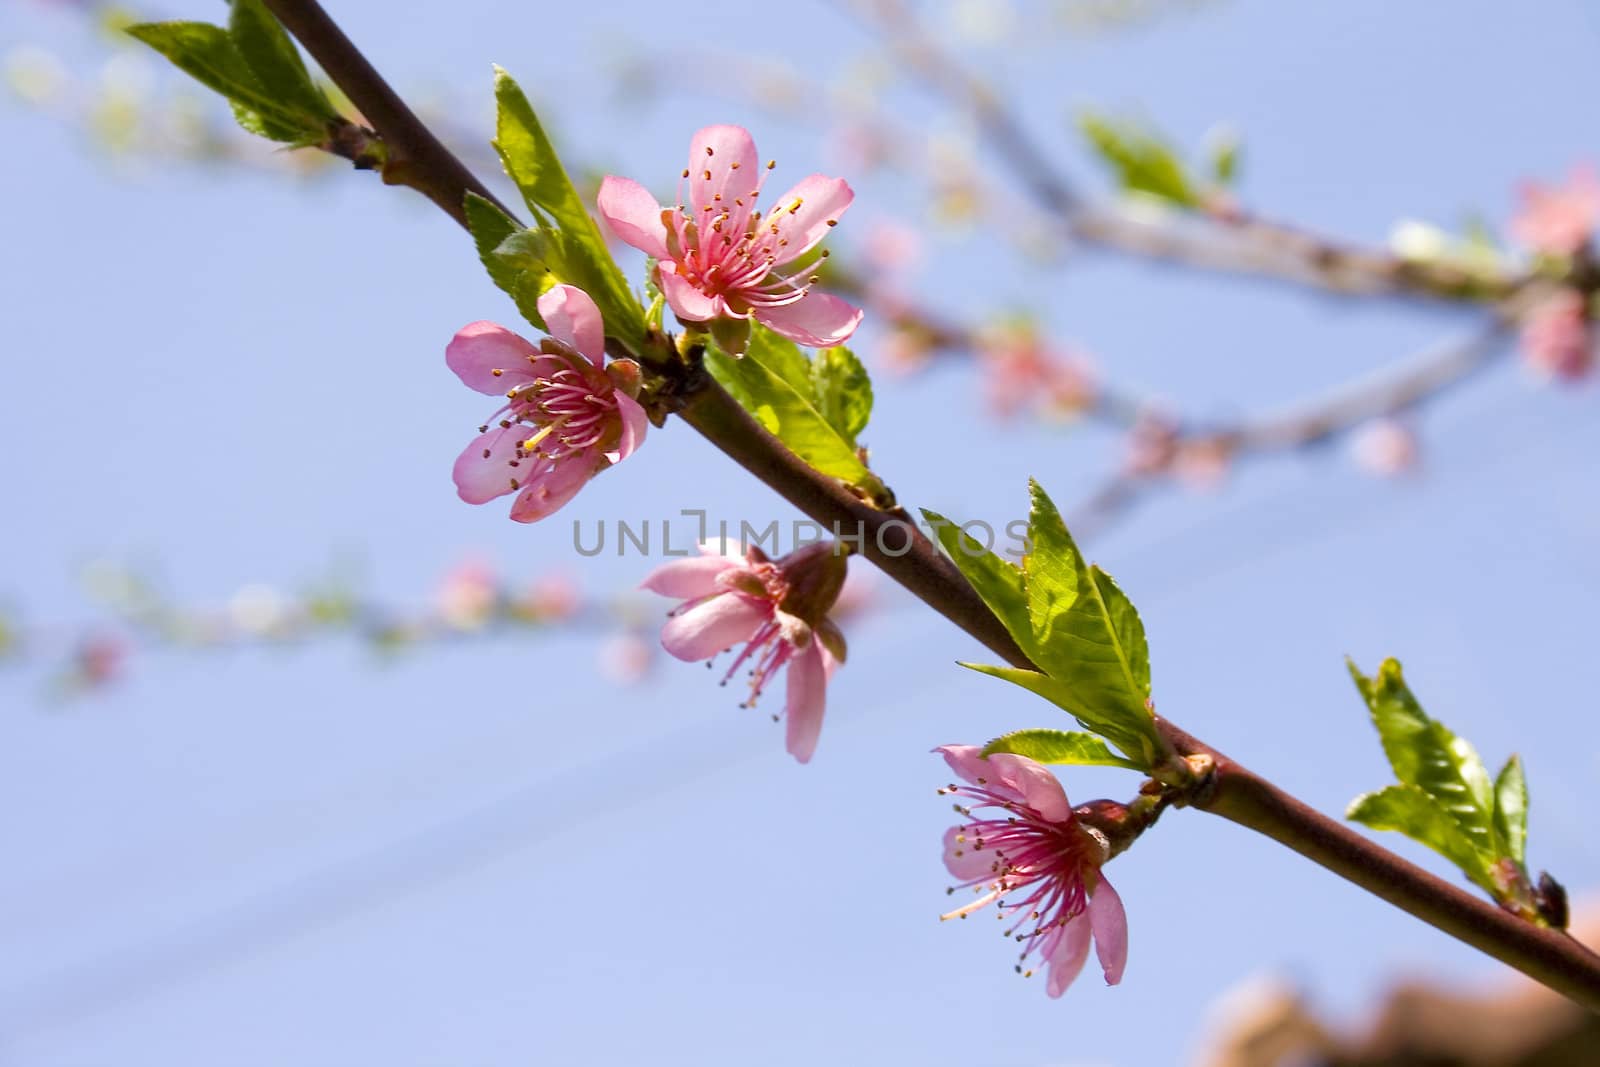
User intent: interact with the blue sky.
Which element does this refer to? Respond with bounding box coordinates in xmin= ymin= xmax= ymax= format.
xmin=2 ymin=1 xmax=1597 ymax=1064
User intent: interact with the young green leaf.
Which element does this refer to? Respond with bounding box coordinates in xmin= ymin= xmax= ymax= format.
xmin=1348 ymin=784 xmax=1496 ymax=894
xmin=1347 ymin=658 xmax=1495 ymax=855
xmin=919 ymin=509 xmax=1037 ymax=663
xmin=1021 ymin=481 xmax=1155 ymax=752
xmin=981 ymin=728 xmax=1144 ymax=770
xmin=126 ymin=21 xmax=321 ymax=143
xmin=703 ymin=347 xmax=880 ymax=491
xmin=490 ymin=68 xmax=643 ymax=349
xmin=811 ymin=345 xmax=873 ymax=443
xmin=464 ymin=194 xmax=548 ymax=330
xmin=226 ymin=0 xmax=336 ymax=124
xmin=960 ymin=663 xmax=1158 ymax=770
xmin=746 ymin=326 xmax=815 ymax=399
xmin=1493 ymin=754 xmax=1528 ymax=865
xmin=1077 ymin=111 xmax=1201 ymax=208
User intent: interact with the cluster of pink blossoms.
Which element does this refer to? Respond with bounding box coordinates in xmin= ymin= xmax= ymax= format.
xmin=937 ymin=745 xmax=1128 ymax=996
xmin=642 ymin=541 xmax=848 ymax=764
xmin=443 ymin=128 xmax=1131 ymax=996
xmin=445 ymin=126 xmax=862 ymax=761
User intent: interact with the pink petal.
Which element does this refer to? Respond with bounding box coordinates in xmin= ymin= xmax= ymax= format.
xmin=597 ymin=175 xmax=670 ymax=259
xmin=985 ymin=753 xmax=1071 ymax=823
xmin=687 ymin=125 xmax=759 ymax=218
xmin=754 ymin=291 xmax=863 ymax=347
xmin=1088 ymin=876 xmax=1129 ymax=985
xmin=936 ymin=745 xmax=995 ymax=789
xmin=537 ymin=285 xmax=606 ymax=365
xmin=507 ymin=454 xmax=593 ymax=523
xmin=446 ymin=322 xmax=540 ymax=394
xmin=659 ymin=269 xmax=723 ymax=323
xmin=766 ymin=174 xmax=854 ymax=265
xmin=941 ymin=825 xmax=998 ymax=882
xmin=452 ymin=424 xmax=528 ymax=505
xmin=640 ymin=554 xmax=741 ymax=599
xmin=784 ymin=640 xmax=828 ymax=763
xmin=606 ymin=392 xmax=649 ymax=464
xmin=1044 ymin=913 xmax=1093 ymax=998
xmin=660 ymin=594 xmax=767 ymax=661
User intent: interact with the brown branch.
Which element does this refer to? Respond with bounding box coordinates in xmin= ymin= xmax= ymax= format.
xmin=260 ymin=0 xmax=512 ymax=225
xmin=250 ymin=0 xmax=1600 ymax=1011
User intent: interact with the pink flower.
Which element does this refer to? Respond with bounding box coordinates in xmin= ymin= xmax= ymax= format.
xmin=642 ymin=541 xmax=849 ymax=763
xmin=598 ymin=125 xmax=864 ymax=348
xmin=936 ymin=744 xmax=1128 ymax=997
xmin=1511 ymin=164 xmax=1600 ymax=257
xmin=1519 ymin=289 xmax=1595 ymax=382
xmin=447 ymin=285 xmax=648 ymax=523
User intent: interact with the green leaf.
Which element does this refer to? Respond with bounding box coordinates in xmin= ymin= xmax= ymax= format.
xmin=1348 ymin=785 xmax=1496 ymax=894
xmin=127 ymin=20 xmax=320 ymax=142
xmin=464 ymin=194 xmax=547 ymax=330
xmin=1348 ymin=658 xmax=1495 ymax=855
xmin=1090 ymin=564 xmax=1150 ymax=698
xmin=961 ymin=663 xmax=1156 ymax=770
xmin=982 ymin=729 xmax=1143 ymax=770
xmin=1021 ymin=481 xmax=1155 ymax=755
xmin=490 ymin=68 xmax=643 ymax=350
xmin=746 ymin=326 xmax=814 ymax=398
xmin=920 ymin=509 xmax=1037 ymax=663
xmin=226 ymin=0 xmax=336 ymax=124
xmin=1493 ymin=755 xmax=1528 ymax=865
xmin=811 ymin=345 xmax=873 ymax=443
xmin=703 ymin=347 xmax=878 ymax=488
xmin=1077 ymin=111 xmax=1200 ymax=208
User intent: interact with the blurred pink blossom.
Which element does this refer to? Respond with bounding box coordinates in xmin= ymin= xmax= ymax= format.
xmin=447 ymin=285 xmax=647 ymax=523
xmin=1511 ymin=164 xmax=1600 ymax=257
xmin=1519 ymin=290 xmax=1594 ymax=382
xmin=436 ymin=558 xmax=498 ymax=631
xmin=598 ymin=632 xmax=654 ymax=684
xmin=598 ymin=125 xmax=863 ymax=348
xmin=1351 ymin=419 xmax=1420 ymax=478
xmin=519 ymin=572 xmax=582 ymax=622
xmin=977 ymin=323 xmax=1098 ymax=419
xmin=1173 ymin=437 xmax=1234 ymax=490
xmin=642 ymin=541 xmax=848 ymax=763
xmin=877 ymin=327 xmax=936 ymax=376
xmin=73 ymin=633 xmax=127 ymax=689
xmin=861 ymin=218 xmax=923 ymax=274
xmin=936 ymin=745 xmax=1128 ymax=997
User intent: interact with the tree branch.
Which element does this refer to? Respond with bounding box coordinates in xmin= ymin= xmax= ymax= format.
xmin=260 ymin=0 xmax=512 ymax=225
xmin=841 ymin=0 xmax=1532 ymax=305
xmin=255 ymin=0 xmax=1600 ymax=1011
